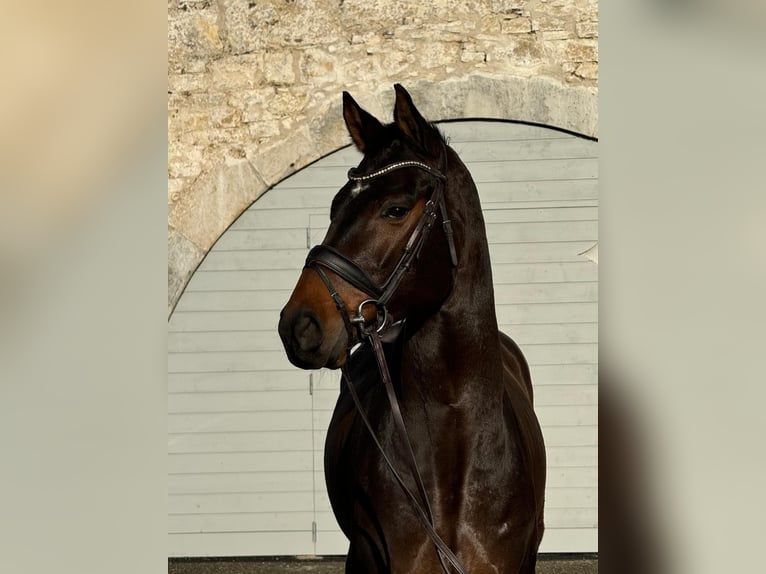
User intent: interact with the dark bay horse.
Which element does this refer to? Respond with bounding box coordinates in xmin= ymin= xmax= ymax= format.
xmin=278 ymin=85 xmax=546 ymax=574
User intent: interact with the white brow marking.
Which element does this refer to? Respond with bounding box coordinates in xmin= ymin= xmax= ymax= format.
xmin=350 ymin=181 xmax=367 ymax=197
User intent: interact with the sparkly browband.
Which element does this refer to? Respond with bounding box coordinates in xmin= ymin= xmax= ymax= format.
xmin=347 ymin=161 xmax=446 ymax=182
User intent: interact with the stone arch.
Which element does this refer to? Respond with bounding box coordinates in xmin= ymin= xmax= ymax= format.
xmin=168 ymin=73 xmax=597 ymax=315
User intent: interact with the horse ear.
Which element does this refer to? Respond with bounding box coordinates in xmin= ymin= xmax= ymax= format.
xmin=393 ymin=84 xmax=441 ymax=154
xmin=343 ymin=91 xmax=383 ymax=153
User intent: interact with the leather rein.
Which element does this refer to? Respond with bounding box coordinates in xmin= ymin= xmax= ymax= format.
xmin=303 ymin=153 xmax=470 ymax=574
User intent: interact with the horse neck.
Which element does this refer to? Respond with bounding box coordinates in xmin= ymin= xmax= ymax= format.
xmin=401 ymin=153 xmax=503 ymax=404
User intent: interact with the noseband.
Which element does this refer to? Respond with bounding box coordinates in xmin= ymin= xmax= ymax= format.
xmin=303 ymin=154 xmax=469 ymax=574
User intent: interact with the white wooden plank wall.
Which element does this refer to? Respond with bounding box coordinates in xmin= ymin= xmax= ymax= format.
xmin=168 ymin=121 xmax=598 ymax=557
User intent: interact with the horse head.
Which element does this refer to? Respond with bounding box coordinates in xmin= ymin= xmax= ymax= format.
xmin=279 ymin=85 xmax=457 ymax=370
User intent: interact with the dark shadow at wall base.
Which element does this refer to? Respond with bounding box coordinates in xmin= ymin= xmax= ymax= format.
xmin=169 ymin=554 xmax=598 ymax=574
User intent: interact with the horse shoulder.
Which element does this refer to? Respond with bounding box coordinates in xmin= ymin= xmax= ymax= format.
xmin=499 ymin=330 xmax=534 ymax=405
xmin=498 ymin=330 xmax=547 ymax=525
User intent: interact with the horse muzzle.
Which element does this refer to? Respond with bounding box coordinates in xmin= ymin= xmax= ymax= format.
xmin=278 ymin=270 xmax=352 ymax=370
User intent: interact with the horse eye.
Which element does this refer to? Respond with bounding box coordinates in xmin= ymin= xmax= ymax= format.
xmin=383 ymin=206 xmax=410 ymax=219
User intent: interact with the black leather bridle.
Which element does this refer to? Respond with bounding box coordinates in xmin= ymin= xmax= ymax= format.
xmin=303 ymin=153 xmax=470 ymax=574
xmin=305 ymin=157 xmax=457 ymax=343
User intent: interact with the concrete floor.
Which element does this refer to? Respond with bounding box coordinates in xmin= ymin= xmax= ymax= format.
xmin=169 ymin=556 xmax=597 ymax=574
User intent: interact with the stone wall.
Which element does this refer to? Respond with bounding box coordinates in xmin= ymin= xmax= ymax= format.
xmin=168 ymin=0 xmax=598 ymax=314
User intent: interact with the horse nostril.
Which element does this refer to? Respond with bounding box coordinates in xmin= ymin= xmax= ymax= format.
xmin=294 ymin=310 xmax=323 ymax=351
